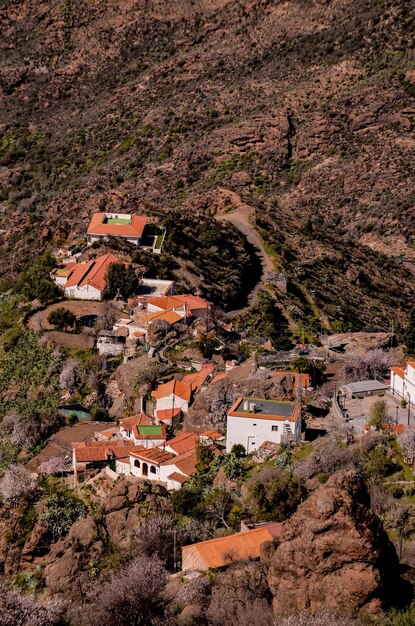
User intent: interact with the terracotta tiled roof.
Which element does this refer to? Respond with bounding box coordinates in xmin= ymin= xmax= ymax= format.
xmin=391 ymin=367 xmax=405 ymax=379
xmin=155 ymin=407 xmax=182 ymax=422
xmin=182 ymin=364 xmax=215 ymax=391
xmin=162 ymin=448 xmax=197 ymax=476
xmin=65 ymin=254 xmax=121 ymax=293
xmin=167 ymin=472 xmax=189 ymax=484
xmin=147 ymin=294 xmax=209 ymax=318
xmin=152 ymin=379 xmax=192 ymax=402
xmin=182 ymin=523 xmax=283 ymax=570
xmin=119 ymin=414 xmax=154 ymax=429
xmin=72 ymin=440 xmax=135 ymax=463
xmin=148 ymin=310 xmax=183 ymax=325
xmin=147 ymin=296 xmax=186 ymax=310
xmin=165 ymin=432 xmax=199 ymax=455
xmin=87 ymin=213 xmax=147 ymax=238
xmin=210 ymin=371 xmax=229 ymax=385
xmin=384 ymin=423 xmax=406 ymax=434
xmin=130 ymin=447 xmax=175 ymax=464
xmin=200 ymin=430 xmax=224 ymax=441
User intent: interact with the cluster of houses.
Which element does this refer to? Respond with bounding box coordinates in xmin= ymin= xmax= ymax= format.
xmin=72 ymin=415 xmax=224 ymax=490
xmin=69 ymin=368 xmax=310 ymax=489
xmin=47 ymin=210 xmax=313 ymax=493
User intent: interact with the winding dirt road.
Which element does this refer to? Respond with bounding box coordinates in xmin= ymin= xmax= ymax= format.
xmin=217 ymin=206 xmax=275 ymax=315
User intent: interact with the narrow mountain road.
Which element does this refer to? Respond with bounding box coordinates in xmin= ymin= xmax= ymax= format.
xmin=217 ymin=207 xmax=275 ymax=315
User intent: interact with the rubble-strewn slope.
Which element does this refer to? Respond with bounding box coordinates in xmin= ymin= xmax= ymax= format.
xmin=1 ymin=0 xmax=415 ymax=326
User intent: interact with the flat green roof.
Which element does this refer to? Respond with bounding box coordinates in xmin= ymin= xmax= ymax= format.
xmin=138 ymin=425 xmax=163 ymax=436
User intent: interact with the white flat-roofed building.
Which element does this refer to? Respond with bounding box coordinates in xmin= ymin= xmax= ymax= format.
xmin=226 ymin=397 xmax=300 ymax=453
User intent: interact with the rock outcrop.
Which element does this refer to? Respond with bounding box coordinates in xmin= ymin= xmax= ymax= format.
xmin=267 ymin=471 xmax=402 ymax=617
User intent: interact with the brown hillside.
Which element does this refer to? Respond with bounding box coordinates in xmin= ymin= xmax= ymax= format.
xmin=1 ymin=0 xmax=415 ymax=326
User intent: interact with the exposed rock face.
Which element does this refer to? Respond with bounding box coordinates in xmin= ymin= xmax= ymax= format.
xmin=267 ymin=471 xmax=400 ymax=617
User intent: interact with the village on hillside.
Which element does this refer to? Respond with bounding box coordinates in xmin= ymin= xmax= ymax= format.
xmin=2 ymin=205 xmax=415 ymax=604
xmin=20 ymin=212 xmax=415 ymax=499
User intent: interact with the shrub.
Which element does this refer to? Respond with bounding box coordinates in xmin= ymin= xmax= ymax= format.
xmin=243 ymin=467 xmax=307 ymax=521
xmin=0 ymin=465 xmax=38 ymax=506
xmin=368 ymin=400 xmax=391 ymax=431
xmin=40 ymin=493 xmax=87 ymax=537
xmin=48 ymin=307 xmax=76 ymax=331
xmin=104 ymin=262 xmax=138 ymax=300
xmin=80 ymin=556 xmax=167 ymax=626
xmin=0 ymin=581 xmax=64 ymax=626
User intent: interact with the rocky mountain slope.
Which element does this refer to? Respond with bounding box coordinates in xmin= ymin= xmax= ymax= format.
xmin=1 ymin=0 xmax=415 ymax=326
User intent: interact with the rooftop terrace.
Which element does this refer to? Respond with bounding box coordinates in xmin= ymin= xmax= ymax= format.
xmin=230 ymin=397 xmax=297 ymax=419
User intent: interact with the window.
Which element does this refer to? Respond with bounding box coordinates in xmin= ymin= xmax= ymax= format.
xmin=253 ymin=423 xmax=257 ymax=427
xmin=272 ymin=425 xmax=278 ymax=432
xmin=134 ymin=460 xmax=140 ymax=468
xmin=150 ymin=466 xmax=156 ymax=474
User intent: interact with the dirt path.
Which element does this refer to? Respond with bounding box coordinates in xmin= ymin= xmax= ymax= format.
xmin=217 ymin=206 xmax=275 ymax=315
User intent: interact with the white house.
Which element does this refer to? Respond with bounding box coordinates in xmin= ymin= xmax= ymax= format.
xmin=87 ymin=212 xmax=148 ymax=246
xmin=129 ymin=446 xmax=197 ymax=490
xmin=390 ymin=362 xmax=415 ymax=408
xmin=226 ymin=397 xmax=301 ymax=453
xmin=151 ymin=379 xmax=192 ymax=425
xmin=119 ymin=414 xmax=166 ymax=449
xmin=51 ymin=253 xmax=121 ymax=301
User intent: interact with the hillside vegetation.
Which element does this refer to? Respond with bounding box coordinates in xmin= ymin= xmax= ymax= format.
xmin=1 ymin=0 xmax=415 ymax=327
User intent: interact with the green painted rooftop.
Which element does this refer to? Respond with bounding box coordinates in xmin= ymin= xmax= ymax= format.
xmin=138 ymin=425 xmax=163 ymax=436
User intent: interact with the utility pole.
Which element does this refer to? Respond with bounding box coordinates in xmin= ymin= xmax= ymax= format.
xmin=173 ymin=529 xmax=177 ymax=572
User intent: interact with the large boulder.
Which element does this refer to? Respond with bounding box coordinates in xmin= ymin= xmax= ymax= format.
xmin=267 ymin=471 xmax=402 ymax=617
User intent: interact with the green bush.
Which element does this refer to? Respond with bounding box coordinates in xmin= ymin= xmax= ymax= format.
xmin=40 ymin=493 xmax=88 ymax=538
xmin=48 ymin=307 xmax=76 ymax=331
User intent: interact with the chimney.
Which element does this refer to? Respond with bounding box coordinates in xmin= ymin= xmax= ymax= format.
xmin=249 ymin=402 xmax=256 ymax=413
xmin=243 ymin=400 xmax=249 ymax=411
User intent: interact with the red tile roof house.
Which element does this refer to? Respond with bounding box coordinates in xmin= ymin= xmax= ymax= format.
xmin=71 ymin=440 xmax=135 ymax=482
xmin=147 ymin=294 xmax=210 ymax=320
xmin=51 ymin=253 xmax=121 ymax=301
xmin=87 ymin=212 xmax=148 ymax=246
xmin=115 ymin=429 xmax=223 ymax=489
xmin=182 ymin=522 xmax=283 ymax=572
xmin=119 ymin=414 xmax=166 ymax=449
xmin=151 ymin=379 xmax=193 ymax=426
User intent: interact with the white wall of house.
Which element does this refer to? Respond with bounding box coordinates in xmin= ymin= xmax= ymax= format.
xmin=226 ymin=415 xmax=292 ymax=453
xmin=129 ymin=455 xmax=161 ymax=481
xmin=155 ymin=395 xmax=189 ymax=415
xmin=88 ymin=234 xmax=140 ymax=246
xmin=391 ymin=364 xmax=415 ymax=406
xmin=159 ymin=463 xmax=186 ymax=484
xmin=166 ymin=476 xmax=184 ymax=490
xmin=53 ymin=276 xmax=68 ymax=287
xmin=115 ymin=460 xmax=130 ymax=475
xmin=64 ymin=284 xmax=102 ymax=300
